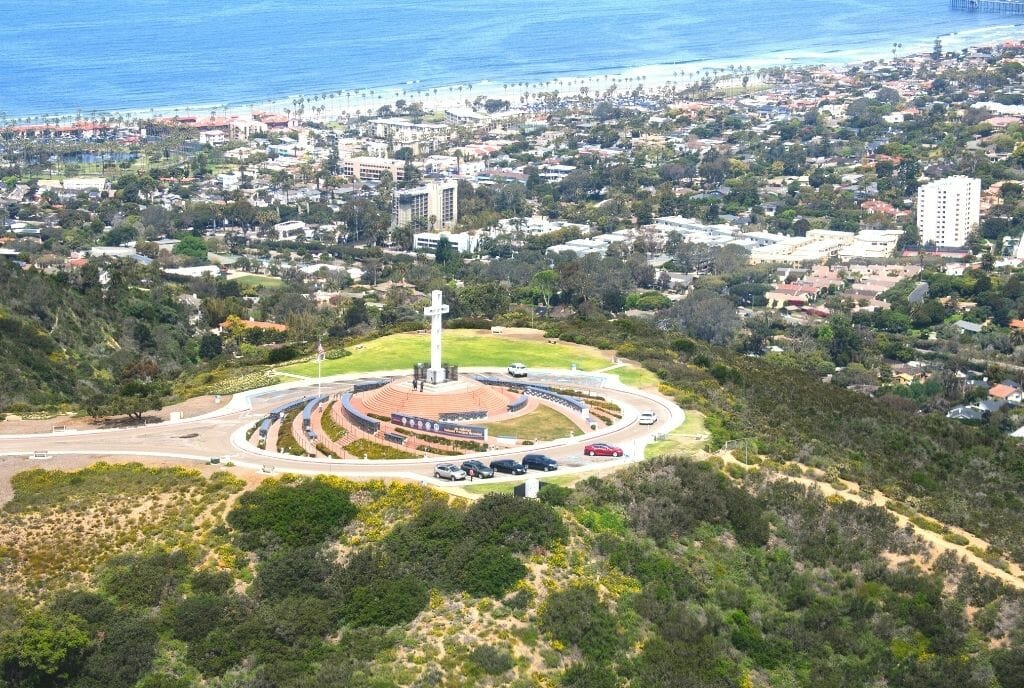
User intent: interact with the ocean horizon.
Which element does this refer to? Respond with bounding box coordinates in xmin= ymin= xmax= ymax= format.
xmin=1 ymin=0 xmax=1021 ymax=121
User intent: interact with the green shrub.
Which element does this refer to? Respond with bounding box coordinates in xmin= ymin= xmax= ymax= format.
xmin=168 ymin=594 xmax=235 ymax=642
xmin=943 ymin=532 xmax=970 ymax=546
xmin=465 ymin=494 xmax=568 ymax=552
xmin=726 ymin=463 xmax=748 ymax=479
xmin=227 ymin=477 xmax=357 ymax=549
xmin=467 ymin=645 xmax=514 ymax=675
xmin=207 ymin=370 xmax=277 ymax=395
xmin=450 ymin=542 xmax=527 ymax=597
xmin=137 ymin=673 xmax=193 ymax=688
xmin=266 ymin=346 xmax=299 ymax=364
xmin=190 ymin=569 xmax=233 ymax=595
xmin=910 ymin=514 xmax=945 ymax=534
xmin=50 ymin=590 xmax=115 ymax=627
xmin=504 ymin=587 xmax=534 ymax=611
xmin=275 ymin=407 xmax=307 ymax=456
xmin=540 ymin=585 xmax=619 ymax=662
xmin=99 ymin=549 xmax=190 ymax=607
xmin=562 ymin=664 xmax=620 ymax=688
xmin=7 ymin=462 xmax=208 ymax=513
xmin=185 ymin=626 xmax=245 ymax=677
xmin=341 ymin=575 xmax=429 ymax=628
xmin=251 ymin=545 xmax=336 ymax=600
xmin=344 ymin=438 xmax=417 ymax=460
xmin=316 ymin=442 xmax=341 ymax=459
xmin=78 ymin=612 xmax=160 ymax=688
xmin=320 ymin=404 xmax=347 ymax=442
xmin=538 ymin=482 xmax=572 ymax=506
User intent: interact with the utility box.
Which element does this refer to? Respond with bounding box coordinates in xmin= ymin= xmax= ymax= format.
xmin=514 ymin=477 xmax=540 ymax=499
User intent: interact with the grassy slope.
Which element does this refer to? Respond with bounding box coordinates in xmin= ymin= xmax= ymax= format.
xmin=280 ymin=329 xmax=613 ymax=377
xmin=228 ymin=274 xmax=283 ymax=289
xmin=645 ymin=410 xmax=708 ymax=458
xmin=484 ymin=405 xmax=582 ymax=441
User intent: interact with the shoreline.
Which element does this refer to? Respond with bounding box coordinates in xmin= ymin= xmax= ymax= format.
xmin=3 ymin=22 xmax=1021 ymax=127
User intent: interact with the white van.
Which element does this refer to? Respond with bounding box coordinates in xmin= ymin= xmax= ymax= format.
xmin=507 ymin=362 xmax=528 ymax=378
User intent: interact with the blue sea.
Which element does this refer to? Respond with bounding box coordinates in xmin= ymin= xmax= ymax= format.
xmin=0 ymin=0 xmax=1021 ymax=119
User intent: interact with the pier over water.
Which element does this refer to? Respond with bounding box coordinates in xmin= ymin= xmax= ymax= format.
xmin=951 ymin=0 xmax=1024 ymax=13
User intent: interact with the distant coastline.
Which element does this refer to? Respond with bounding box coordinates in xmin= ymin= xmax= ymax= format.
xmin=1 ymin=10 xmax=1021 ymax=125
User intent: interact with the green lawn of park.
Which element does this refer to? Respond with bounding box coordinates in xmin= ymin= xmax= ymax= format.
xmin=484 ymin=405 xmax=583 ymax=441
xmin=280 ymin=330 xmax=613 ymax=377
xmin=229 ymin=274 xmax=283 ymax=289
xmin=461 ymin=474 xmax=580 ymax=496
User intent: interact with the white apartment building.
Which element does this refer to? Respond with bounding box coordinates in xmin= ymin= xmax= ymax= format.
xmin=274 ymin=220 xmax=308 ymax=241
xmin=444 ymin=108 xmax=490 ymax=127
xmin=368 ymin=118 xmax=451 ymax=144
xmin=394 ymin=180 xmax=458 ymax=230
xmin=916 ymin=176 xmax=980 ymax=248
xmin=413 ymin=230 xmax=480 ymax=254
xmin=838 ymin=229 xmax=904 ymax=260
xmin=340 ymin=156 xmax=406 ymax=182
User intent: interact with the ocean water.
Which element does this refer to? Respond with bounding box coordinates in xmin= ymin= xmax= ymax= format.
xmin=0 ymin=0 xmax=1020 ymax=119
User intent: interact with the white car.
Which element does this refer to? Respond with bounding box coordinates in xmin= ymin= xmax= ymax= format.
xmin=507 ymin=362 xmax=528 ymax=378
xmin=434 ymin=463 xmax=467 ymax=481
xmin=638 ymin=410 xmax=658 ymax=425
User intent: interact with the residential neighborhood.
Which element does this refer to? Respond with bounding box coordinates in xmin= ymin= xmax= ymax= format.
xmin=5 ymin=40 xmax=1024 ymax=437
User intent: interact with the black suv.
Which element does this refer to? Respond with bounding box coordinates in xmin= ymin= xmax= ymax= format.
xmin=522 ymin=453 xmax=558 ymax=471
xmin=490 ymin=459 xmax=527 ymax=475
xmin=461 ymin=460 xmax=494 ymax=478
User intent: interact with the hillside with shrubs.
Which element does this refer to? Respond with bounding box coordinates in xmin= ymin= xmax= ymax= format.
xmin=2 ymin=460 xmax=1024 ymax=687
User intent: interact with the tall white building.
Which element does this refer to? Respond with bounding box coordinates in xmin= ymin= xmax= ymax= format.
xmin=394 ymin=180 xmax=458 ymax=230
xmin=916 ymin=176 xmax=980 ymax=248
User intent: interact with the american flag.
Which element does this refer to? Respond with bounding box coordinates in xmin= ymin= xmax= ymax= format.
xmin=317 ymin=341 xmax=325 ymax=361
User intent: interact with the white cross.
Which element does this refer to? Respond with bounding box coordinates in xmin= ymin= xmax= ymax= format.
xmin=423 ymin=289 xmax=449 ymax=383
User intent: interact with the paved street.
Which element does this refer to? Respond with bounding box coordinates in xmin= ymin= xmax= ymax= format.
xmin=0 ymin=369 xmax=685 ymax=489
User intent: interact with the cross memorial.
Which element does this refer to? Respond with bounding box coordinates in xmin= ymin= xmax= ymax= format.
xmin=423 ymin=289 xmax=450 ymax=385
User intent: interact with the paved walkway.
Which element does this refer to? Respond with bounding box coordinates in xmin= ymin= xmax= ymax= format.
xmin=0 ymin=368 xmax=685 ymax=491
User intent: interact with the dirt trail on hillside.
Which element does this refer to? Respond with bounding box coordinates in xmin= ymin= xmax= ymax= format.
xmin=0 ymin=395 xmax=230 ymax=435
xmin=718 ymin=450 xmax=1024 ymax=589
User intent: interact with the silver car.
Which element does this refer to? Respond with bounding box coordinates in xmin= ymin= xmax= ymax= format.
xmin=434 ymin=463 xmax=467 ymax=481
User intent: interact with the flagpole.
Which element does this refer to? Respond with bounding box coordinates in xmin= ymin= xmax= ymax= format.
xmin=317 ymin=338 xmax=323 ymax=397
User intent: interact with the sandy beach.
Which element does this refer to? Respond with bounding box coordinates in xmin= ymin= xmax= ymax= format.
xmin=11 ymin=21 xmax=1021 ymax=127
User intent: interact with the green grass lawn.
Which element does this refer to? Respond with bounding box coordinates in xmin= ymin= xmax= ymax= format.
xmin=645 ymin=411 xmax=707 ymax=459
xmin=281 ymin=330 xmax=612 ymax=377
xmin=229 ymin=274 xmax=283 ymax=289
xmin=614 ymin=365 xmax=660 ymax=389
xmin=461 ymin=474 xmax=580 ymax=496
xmin=485 ymin=405 xmax=582 ymax=441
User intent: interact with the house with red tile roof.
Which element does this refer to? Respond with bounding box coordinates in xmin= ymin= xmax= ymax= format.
xmin=220 ymin=318 xmax=288 ymax=333
xmin=989 ymin=382 xmax=1023 ymax=405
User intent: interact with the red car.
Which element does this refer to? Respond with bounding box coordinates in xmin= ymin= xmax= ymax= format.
xmin=584 ymin=443 xmax=624 ymax=457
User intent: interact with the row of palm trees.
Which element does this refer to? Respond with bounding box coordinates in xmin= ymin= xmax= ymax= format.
xmin=1 ymin=59 xmax=795 ymax=132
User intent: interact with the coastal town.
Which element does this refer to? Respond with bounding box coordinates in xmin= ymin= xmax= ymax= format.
xmin=9 ymin=3 xmax=1024 ymax=685
xmin=4 ymin=40 xmax=1024 ymax=436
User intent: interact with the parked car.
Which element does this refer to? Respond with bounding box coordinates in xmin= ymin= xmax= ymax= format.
xmin=638 ymin=410 xmax=658 ymax=425
xmin=460 ymin=460 xmax=494 ymax=478
xmin=490 ymin=458 xmax=527 ymax=475
xmin=507 ymin=362 xmax=528 ymax=378
xmin=522 ymin=453 xmax=559 ymax=471
xmin=434 ymin=463 xmax=467 ymax=481
xmin=584 ymin=442 xmax=624 ymax=457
